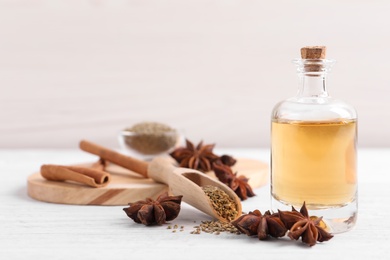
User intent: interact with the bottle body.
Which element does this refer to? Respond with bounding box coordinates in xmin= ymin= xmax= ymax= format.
xmin=272 ymin=119 xmax=356 ymax=207
xmin=271 ymin=59 xmax=357 ymax=233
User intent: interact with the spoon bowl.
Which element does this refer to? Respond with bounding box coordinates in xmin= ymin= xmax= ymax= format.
xmin=148 ymin=157 xmax=242 ymax=222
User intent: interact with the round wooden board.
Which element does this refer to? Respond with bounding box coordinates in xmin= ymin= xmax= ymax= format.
xmin=27 ymin=158 xmax=269 ymax=206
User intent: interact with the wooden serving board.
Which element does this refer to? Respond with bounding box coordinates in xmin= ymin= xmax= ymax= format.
xmin=27 ymin=158 xmax=268 ymax=206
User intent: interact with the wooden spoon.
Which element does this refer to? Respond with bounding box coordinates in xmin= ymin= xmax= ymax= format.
xmin=79 ymin=140 xmax=242 ymax=222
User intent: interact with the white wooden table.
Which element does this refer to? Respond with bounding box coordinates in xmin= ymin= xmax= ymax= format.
xmin=0 ymin=148 xmax=389 ymax=259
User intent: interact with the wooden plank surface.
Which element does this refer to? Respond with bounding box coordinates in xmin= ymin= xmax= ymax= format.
xmin=2 ymin=148 xmax=390 ymax=259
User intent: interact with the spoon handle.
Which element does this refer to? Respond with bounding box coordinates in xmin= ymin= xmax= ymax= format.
xmin=79 ymin=140 xmax=149 ymax=178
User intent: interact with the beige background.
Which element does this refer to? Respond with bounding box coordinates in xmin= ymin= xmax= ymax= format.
xmin=0 ymin=0 xmax=389 ymax=148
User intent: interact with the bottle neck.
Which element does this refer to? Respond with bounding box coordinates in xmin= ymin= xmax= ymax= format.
xmin=297 ymin=73 xmax=328 ymax=98
xmin=293 ymin=58 xmax=335 ymax=100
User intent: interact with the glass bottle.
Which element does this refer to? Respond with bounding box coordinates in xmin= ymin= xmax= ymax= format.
xmin=270 ymin=46 xmax=357 ymax=233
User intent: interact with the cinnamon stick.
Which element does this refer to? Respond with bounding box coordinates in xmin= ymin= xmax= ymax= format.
xmin=41 ymin=164 xmax=111 ymax=188
xmin=79 ymin=140 xmax=149 ymax=178
xmin=91 ymin=158 xmax=107 ymax=171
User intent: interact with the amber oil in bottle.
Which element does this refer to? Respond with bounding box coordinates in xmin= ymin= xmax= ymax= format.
xmin=271 ymin=46 xmax=357 ymax=233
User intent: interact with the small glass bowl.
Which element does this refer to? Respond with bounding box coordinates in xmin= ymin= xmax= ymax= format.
xmin=118 ymin=129 xmax=183 ymax=161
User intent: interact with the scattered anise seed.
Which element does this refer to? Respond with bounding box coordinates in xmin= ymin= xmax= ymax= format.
xmin=190 ymin=220 xmax=240 ymax=235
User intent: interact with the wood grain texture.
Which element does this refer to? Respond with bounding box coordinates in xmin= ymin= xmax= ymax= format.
xmin=0 ymin=1 xmax=389 ymax=148
xmin=27 ymin=158 xmax=268 ymax=206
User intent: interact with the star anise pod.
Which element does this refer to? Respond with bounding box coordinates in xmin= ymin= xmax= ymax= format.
xmin=123 ymin=192 xmax=183 ymax=226
xmin=215 ymin=154 xmax=237 ymax=167
xmin=232 ymin=210 xmax=287 ymax=240
xmin=278 ymin=202 xmax=334 ymax=246
xmin=212 ymin=162 xmax=255 ymax=200
xmin=170 ymin=139 xmax=219 ymax=172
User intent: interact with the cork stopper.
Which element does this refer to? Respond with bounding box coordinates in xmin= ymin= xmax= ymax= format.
xmin=300 ymin=46 xmax=326 ymax=59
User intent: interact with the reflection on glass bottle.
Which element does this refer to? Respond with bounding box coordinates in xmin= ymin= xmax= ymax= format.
xmin=271 ymin=46 xmax=357 ymax=233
